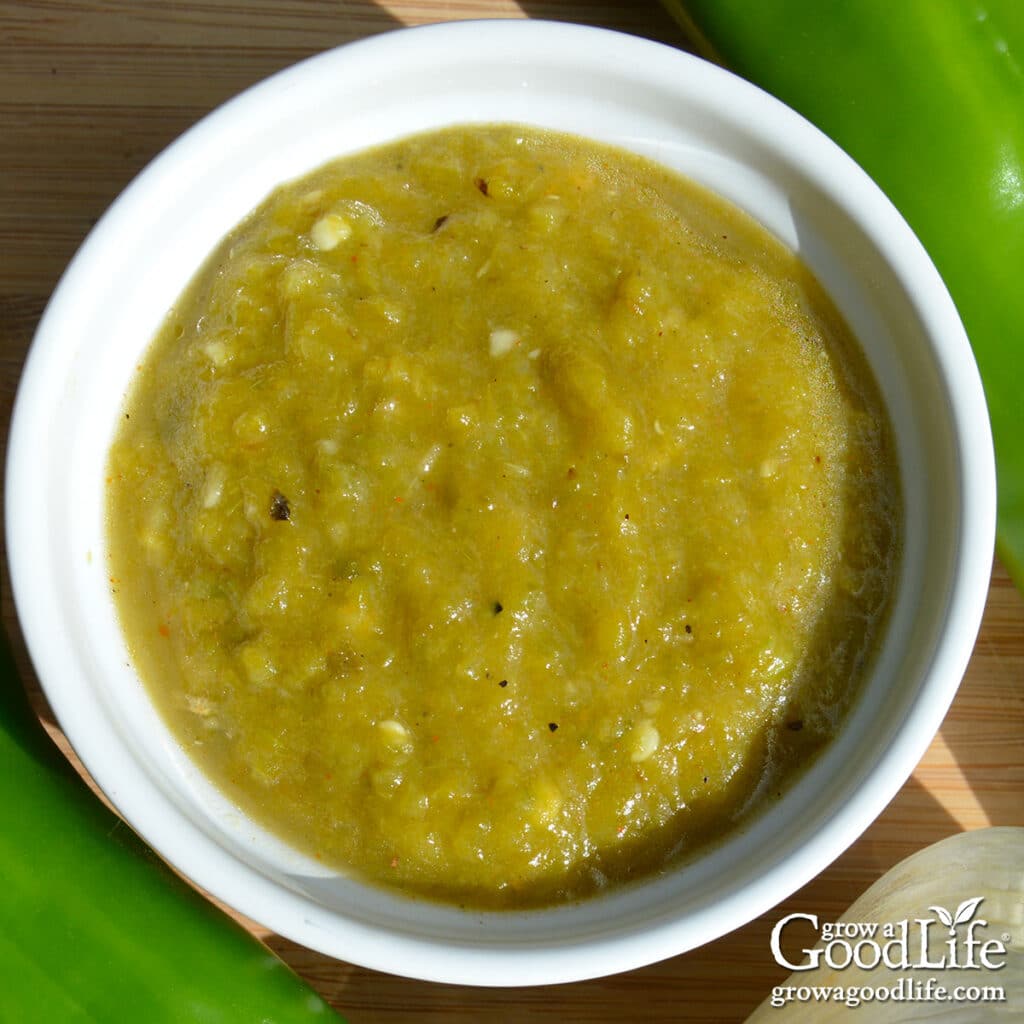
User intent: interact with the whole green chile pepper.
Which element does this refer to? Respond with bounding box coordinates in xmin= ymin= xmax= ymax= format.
xmin=669 ymin=0 xmax=1024 ymax=586
xmin=0 ymin=636 xmax=344 ymax=1023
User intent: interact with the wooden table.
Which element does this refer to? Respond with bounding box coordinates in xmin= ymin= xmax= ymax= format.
xmin=2 ymin=2 xmax=1022 ymax=1020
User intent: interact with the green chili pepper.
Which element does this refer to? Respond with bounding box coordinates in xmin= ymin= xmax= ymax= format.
xmin=0 ymin=637 xmax=344 ymax=1023
xmin=667 ymin=0 xmax=1024 ymax=586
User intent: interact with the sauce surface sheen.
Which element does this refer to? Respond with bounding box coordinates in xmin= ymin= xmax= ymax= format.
xmin=108 ymin=125 xmax=900 ymax=908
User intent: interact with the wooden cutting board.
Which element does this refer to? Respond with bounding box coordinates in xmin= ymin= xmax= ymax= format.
xmin=2 ymin=2 xmax=1021 ymax=1020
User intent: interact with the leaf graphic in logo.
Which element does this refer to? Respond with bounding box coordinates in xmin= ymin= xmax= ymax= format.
xmin=953 ymin=897 xmax=985 ymax=926
xmin=929 ymin=898 xmax=984 ymax=937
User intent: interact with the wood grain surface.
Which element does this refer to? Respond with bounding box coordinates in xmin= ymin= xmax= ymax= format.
xmin=2 ymin=3 xmax=1022 ymax=1021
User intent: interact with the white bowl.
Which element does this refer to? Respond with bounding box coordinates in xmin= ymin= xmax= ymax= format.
xmin=5 ymin=20 xmax=995 ymax=986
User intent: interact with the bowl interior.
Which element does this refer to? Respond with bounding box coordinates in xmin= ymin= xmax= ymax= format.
xmin=6 ymin=21 xmax=993 ymax=985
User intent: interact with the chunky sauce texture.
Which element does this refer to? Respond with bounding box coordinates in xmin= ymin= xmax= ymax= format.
xmin=107 ymin=126 xmax=900 ymax=907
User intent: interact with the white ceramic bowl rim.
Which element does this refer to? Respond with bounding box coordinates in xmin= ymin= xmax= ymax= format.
xmin=6 ymin=20 xmax=995 ymax=987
